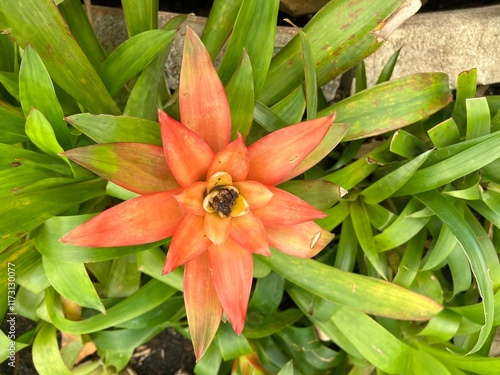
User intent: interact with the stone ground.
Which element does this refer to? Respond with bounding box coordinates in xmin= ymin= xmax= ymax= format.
xmin=2 ymin=1 xmax=499 ymax=374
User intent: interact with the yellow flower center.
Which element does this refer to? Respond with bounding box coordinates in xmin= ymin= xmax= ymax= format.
xmin=203 ymin=172 xmax=249 ymax=218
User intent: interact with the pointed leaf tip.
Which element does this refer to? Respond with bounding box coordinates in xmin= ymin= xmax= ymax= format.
xmin=180 ymin=27 xmax=231 ymax=152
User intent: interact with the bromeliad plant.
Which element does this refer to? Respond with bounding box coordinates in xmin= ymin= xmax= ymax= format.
xmin=1 ymin=0 xmax=500 ymax=374
xmin=60 ymin=28 xmax=335 ymax=359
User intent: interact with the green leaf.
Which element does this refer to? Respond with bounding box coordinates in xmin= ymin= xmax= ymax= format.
xmin=105 ymin=254 xmax=141 ymax=298
xmin=330 ymin=307 xmax=410 ymax=373
xmin=416 ymin=340 xmax=500 ymax=374
xmin=62 ymin=143 xmax=178 ymax=194
xmin=260 ymin=0 xmax=410 ymax=105
xmin=355 ymin=61 xmax=367 ymax=93
xmin=428 ymin=118 xmax=461 ymax=148
xmin=390 ymin=129 xmax=427 ymax=158
xmin=216 ymin=322 xmax=253 ymax=360
xmin=278 ymin=179 xmax=343 ymax=211
xmin=258 ymin=248 xmax=443 ymax=320
xmin=0 ymin=179 xmax=105 ymax=251
xmin=33 ymin=322 xmax=72 ymax=375
xmin=42 ymin=256 xmax=105 ymax=313
xmin=376 ymin=48 xmax=401 ymax=84
xmin=66 ymin=114 xmax=161 ymax=145
xmin=225 ymin=50 xmax=254 ymax=139
xmin=136 ymin=247 xmax=184 ymax=291
xmin=19 ymin=45 xmax=71 ymax=149
xmin=0 ymin=100 xmax=27 ymax=144
xmin=395 ymin=131 xmax=500 ymax=196
xmin=99 ymin=29 xmax=176 ymax=96
xmin=418 ymin=309 xmax=461 ymax=342
xmin=319 ymin=73 xmax=452 ymax=141
xmin=277 ymin=361 xmax=294 ymax=375
xmin=44 ymin=279 xmax=176 ymax=334
xmin=324 ymin=155 xmax=378 ymax=191
xmin=405 ymin=348 xmax=452 ymax=375
xmin=124 ymin=15 xmax=185 ymax=120
xmin=414 ymin=190 xmax=494 ymax=354
xmin=248 ymin=270 xmax=284 ymax=316
xmin=244 ymin=309 xmax=301 ymax=339
xmin=270 ymin=85 xmax=306 ymax=126
xmin=392 ymin=228 xmax=426 ymax=288
xmin=58 ymin=0 xmax=107 ymax=71
xmin=374 ymin=198 xmax=430 ymax=251
xmin=317 ymin=201 xmax=350 ymax=232
xmin=253 ymin=101 xmax=287 ymax=132
xmin=452 ymin=68 xmax=477 ymax=131
xmin=463 ymin=206 xmax=500 ymax=289
xmin=0 ymin=71 xmax=20 ymax=100
xmin=25 ymin=108 xmax=65 ymax=157
xmin=92 ymin=327 xmax=161 ymax=372
xmin=0 ymin=165 xmax=61 ymax=198
xmin=122 ymin=0 xmax=158 ymax=36
xmin=117 ymin=296 xmax=184 ymax=329
xmin=360 ymin=150 xmax=432 ymax=204
xmin=17 ymin=258 xmax=50 ymax=294
xmin=349 ymin=200 xmax=387 ymax=278
xmin=0 ymin=0 xmax=120 ymax=114
xmin=275 ymin=325 xmax=340 ymax=372
xmin=420 ymin=223 xmax=457 ymax=271
xmin=334 ymin=215 xmax=357 ymax=272
xmin=365 ymin=203 xmax=397 ymax=231
xmin=201 ymin=0 xmax=243 ymax=59
xmin=447 ymin=243 xmax=473 ymax=296
xmin=218 ymin=0 xmax=279 ymax=96
xmin=295 ymin=27 xmax=317 ymax=120
xmin=466 ymin=97 xmax=490 ymax=140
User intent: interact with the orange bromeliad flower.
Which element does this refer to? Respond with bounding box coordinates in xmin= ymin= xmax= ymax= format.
xmin=61 ymin=27 xmax=336 ymax=359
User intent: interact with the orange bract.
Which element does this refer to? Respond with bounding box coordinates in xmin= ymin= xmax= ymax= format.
xmin=61 ymin=27 xmax=336 ymax=360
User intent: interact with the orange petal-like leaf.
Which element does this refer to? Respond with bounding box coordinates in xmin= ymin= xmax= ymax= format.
xmin=246 ymin=115 xmax=334 ymax=186
xmin=174 ymin=182 xmax=207 ymax=216
xmin=162 ymin=214 xmax=212 ymax=274
xmin=281 ymin=117 xmax=347 ymax=182
xmin=62 ymin=143 xmax=179 ymax=195
xmin=61 ymin=190 xmax=183 ymax=247
xmin=184 ymin=253 xmax=223 ymax=361
xmin=252 ymin=186 xmax=326 ymax=226
xmin=208 ymin=239 xmax=253 ymax=334
xmin=159 ymin=109 xmax=213 ymax=187
xmin=206 ymin=134 xmax=249 ymax=182
xmin=233 ymin=181 xmax=273 ymax=209
xmin=230 ymin=212 xmax=270 ymax=256
xmin=180 ymin=27 xmax=231 ymax=152
xmin=267 ymin=222 xmax=334 ymax=258
xmin=204 ymin=212 xmax=231 ymax=245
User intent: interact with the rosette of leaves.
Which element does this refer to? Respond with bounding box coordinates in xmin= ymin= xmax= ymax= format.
xmin=1 ymin=0 xmax=499 ymax=374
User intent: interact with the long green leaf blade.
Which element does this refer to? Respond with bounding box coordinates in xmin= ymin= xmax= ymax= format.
xmin=259 ymin=0 xmax=408 ymax=105
xmin=319 ymin=73 xmax=452 ymax=140
xmin=42 ymin=256 xmax=105 ymax=313
xmin=395 ymin=131 xmax=500 ymax=195
xmin=258 ymin=248 xmax=443 ymax=320
xmin=217 ymin=0 xmax=279 ymax=97
xmin=0 ymin=179 xmax=105 ymax=250
xmin=19 ymin=45 xmax=71 ymax=149
xmin=414 ymin=190 xmax=494 ymax=354
xmin=201 ymin=0 xmax=244 ymax=60
xmin=0 ymin=0 xmax=120 ymax=114
xmin=99 ymin=29 xmax=176 ymax=96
